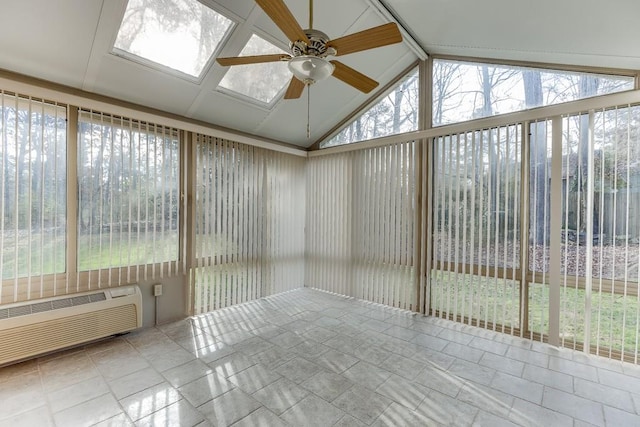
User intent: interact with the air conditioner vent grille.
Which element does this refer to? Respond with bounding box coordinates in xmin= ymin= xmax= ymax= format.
xmin=52 ymin=299 xmax=73 ymax=310
xmin=90 ymin=293 xmax=107 ymax=303
xmin=72 ymin=295 xmax=91 ymax=305
xmin=3 ymin=292 xmax=107 ymax=319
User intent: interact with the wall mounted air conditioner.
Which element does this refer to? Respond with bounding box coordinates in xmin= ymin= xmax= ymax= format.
xmin=0 ymin=285 xmax=142 ymax=366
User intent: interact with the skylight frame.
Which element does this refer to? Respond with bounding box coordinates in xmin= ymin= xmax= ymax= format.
xmin=111 ymin=0 xmax=237 ymax=83
xmin=215 ymin=32 xmax=293 ymax=109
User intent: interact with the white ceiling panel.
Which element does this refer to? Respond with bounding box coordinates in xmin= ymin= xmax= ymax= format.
xmin=90 ymin=55 xmax=201 ymax=115
xmin=383 ymin=0 xmax=640 ymax=69
xmin=0 ymin=0 xmax=103 ymax=87
xmin=191 ymin=91 xmax=274 ymax=134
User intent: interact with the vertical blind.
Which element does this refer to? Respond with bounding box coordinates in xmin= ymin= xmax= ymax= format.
xmin=429 ymin=125 xmax=522 ymax=332
xmin=192 ymin=135 xmax=305 ymax=314
xmin=77 ymin=111 xmax=181 ymax=288
xmin=0 ymin=92 xmax=67 ymax=303
xmin=306 ymin=141 xmax=417 ymax=310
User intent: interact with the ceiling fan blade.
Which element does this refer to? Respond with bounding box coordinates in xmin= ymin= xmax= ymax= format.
xmin=330 ymin=61 xmax=379 ymax=94
xmin=327 ymin=22 xmax=402 ymax=56
xmin=284 ymin=76 xmax=305 ymax=99
xmin=216 ymin=54 xmax=290 ymax=66
xmin=255 ymin=0 xmax=310 ymax=45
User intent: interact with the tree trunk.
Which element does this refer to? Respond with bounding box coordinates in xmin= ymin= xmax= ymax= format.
xmin=523 ymin=70 xmax=548 ymax=244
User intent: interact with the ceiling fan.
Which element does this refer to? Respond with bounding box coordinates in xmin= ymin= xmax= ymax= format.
xmin=216 ymin=0 xmax=403 ymax=100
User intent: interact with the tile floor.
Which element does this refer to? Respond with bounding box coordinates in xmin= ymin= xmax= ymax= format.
xmin=1 ymin=288 xmax=640 ymax=426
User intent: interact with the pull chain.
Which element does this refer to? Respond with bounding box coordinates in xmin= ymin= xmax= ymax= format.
xmin=307 ymin=84 xmax=311 ymax=139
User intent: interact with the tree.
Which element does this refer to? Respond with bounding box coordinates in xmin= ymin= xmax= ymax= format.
xmin=523 ymin=69 xmax=548 ymax=245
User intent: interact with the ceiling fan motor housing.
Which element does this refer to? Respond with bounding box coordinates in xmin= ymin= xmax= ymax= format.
xmin=290 ymin=29 xmax=336 ymax=57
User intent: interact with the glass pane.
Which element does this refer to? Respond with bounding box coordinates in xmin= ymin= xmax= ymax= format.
xmin=1 ymin=97 xmax=67 ymax=279
xmin=433 ymin=59 xmax=634 ymax=126
xmin=114 ymin=0 xmax=234 ymax=77
xmin=77 ymin=117 xmax=179 ymax=271
xmin=322 ymin=68 xmax=419 ymax=148
xmin=218 ymin=34 xmax=291 ymax=104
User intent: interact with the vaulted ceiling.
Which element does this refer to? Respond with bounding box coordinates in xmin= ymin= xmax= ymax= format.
xmin=1 ymin=0 xmax=639 ymax=148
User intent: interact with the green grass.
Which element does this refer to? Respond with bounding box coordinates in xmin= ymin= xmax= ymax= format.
xmin=77 ymin=231 xmax=178 ymax=271
xmin=431 ymin=270 xmax=640 ymax=354
xmin=1 ymin=230 xmax=179 ymax=279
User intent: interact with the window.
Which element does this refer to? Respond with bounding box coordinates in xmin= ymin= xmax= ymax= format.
xmin=218 ymin=34 xmax=291 ymax=105
xmin=0 ymin=93 xmax=66 ymax=288
xmin=77 ymin=112 xmax=180 ymax=275
xmin=322 ymin=67 xmax=419 ymax=148
xmin=433 ymin=59 xmax=634 ymax=126
xmin=192 ymin=136 xmax=305 ymax=313
xmin=113 ymin=0 xmax=234 ymax=78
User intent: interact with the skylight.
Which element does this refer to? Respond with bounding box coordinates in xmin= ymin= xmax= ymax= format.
xmin=113 ymin=0 xmax=234 ymax=78
xmin=218 ymin=35 xmax=291 ymax=104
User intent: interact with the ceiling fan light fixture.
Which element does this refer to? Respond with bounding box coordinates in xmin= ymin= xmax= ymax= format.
xmin=288 ymin=55 xmax=334 ymax=85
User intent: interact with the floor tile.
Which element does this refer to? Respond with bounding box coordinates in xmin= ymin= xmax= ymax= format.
xmin=313 ymin=349 xmax=359 ymax=374
xmin=178 ymin=372 xmax=235 ymax=407
xmin=276 ymin=356 xmax=324 ymax=384
xmin=490 ymin=371 xmax=544 ymax=405
xmin=457 ymin=382 xmax=514 ymax=418
xmin=252 ymin=377 xmax=309 ymax=414
xmin=0 ymin=405 xmax=54 ymax=427
xmin=227 ymin=363 xmax=281 ymax=393
xmin=603 ymin=405 xmax=640 ymax=426
xmin=442 ymin=341 xmax=485 ymax=363
xmin=208 ymin=352 xmax=255 ymax=378
xmin=574 ymin=377 xmax=635 ymax=413
xmin=506 ymin=346 xmax=549 ymax=368
xmin=379 ymin=353 xmax=426 ymax=380
xmin=375 ymin=374 xmax=430 ymax=410
xmin=40 ymin=351 xmax=101 ymax=392
xmin=197 ymin=388 xmax=260 ymax=427
xmin=598 ymin=368 xmax=640 ymax=395
xmin=448 ymin=358 xmax=496 ymax=386
xmin=147 ymin=347 xmax=196 ymax=372
xmin=414 ymin=364 xmax=464 ymax=397
xmin=417 ymin=390 xmax=479 ymax=426
xmin=343 ymin=361 xmax=392 ymax=390
xmin=332 ymin=385 xmax=393 ymax=424
xmin=193 ymin=341 xmax=236 ymax=364
xmin=120 ymin=382 xmax=181 ymax=421
xmin=521 ymin=363 xmax=574 ymax=393
xmin=301 ymin=370 xmax=354 ymax=402
xmin=135 ymin=399 xmax=204 ymax=427
xmin=469 ymin=336 xmax=510 ymax=356
xmin=162 ymin=359 xmax=213 ymax=388
xmin=479 ymin=352 xmax=525 ymax=376
xmin=548 ymin=356 xmax=599 ymax=382
xmin=250 ymin=345 xmax=295 ymax=370
xmin=53 ymin=393 xmax=123 ymax=427
xmin=542 ymin=387 xmax=605 ymax=426
xmin=94 ymin=413 xmax=135 ymax=427
xmin=231 ymin=408 xmax=289 ymax=427
xmin=233 ymin=336 xmax=275 ymax=356
xmin=280 ymin=394 xmax=345 ymax=427
xmin=333 ymin=415 xmax=368 ymax=427
xmin=108 ymin=366 xmax=165 ymax=400
xmin=0 ymin=371 xmax=46 ymax=417
xmin=47 ymin=375 xmax=110 ymax=413
xmin=508 ymin=397 xmax=574 ymax=427
xmin=473 ymin=410 xmax=519 ymax=426
xmin=372 ymin=402 xmax=438 ymax=427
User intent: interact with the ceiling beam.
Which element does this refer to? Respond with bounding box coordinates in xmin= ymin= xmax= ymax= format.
xmin=364 ymin=0 xmax=428 ymax=60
